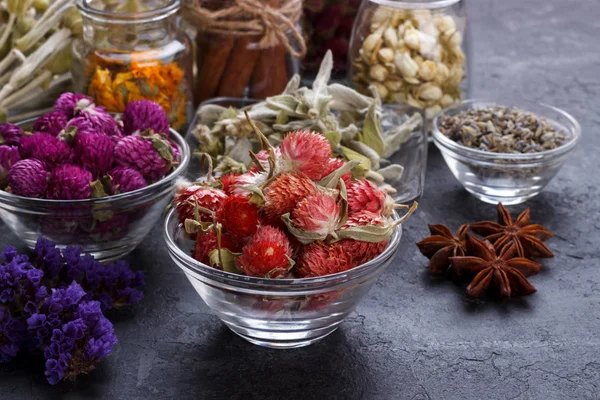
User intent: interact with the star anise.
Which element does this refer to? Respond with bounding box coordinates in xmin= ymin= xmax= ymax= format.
xmin=470 ymin=203 xmax=554 ymax=259
xmin=416 ymin=224 xmax=469 ymax=274
xmin=450 ymin=235 xmax=542 ymax=298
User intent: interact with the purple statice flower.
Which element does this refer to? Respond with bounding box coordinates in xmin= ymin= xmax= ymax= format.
xmin=32 ymin=112 xmax=69 ymax=137
xmin=19 ymin=133 xmax=73 ymax=168
xmin=114 ymin=135 xmax=172 ymax=182
xmin=0 ymin=145 xmax=21 ymax=188
xmin=0 ymin=123 xmax=23 ymax=146
xmin=74 ymin=133 xmax=114 ymax=178
xmin=60 ymin=245 xmax=96 ymax=283
xmin=53 ymin=93 xmax=94 ymax=118
xmin=78 ymin=106 xmax=120 ymax=136
xmin=7 ymin=159 xmax=49 ymax=198
xmin=0 ymin=308 xmax=23 ymax=363
xmin=107 ymin=166 xmax=147 ymax=194
xmin=122 ymin=100 xmax=170 ymax=137
xmin=34 ymin=237 xmax=65 ymax=279
xmin=43 ymin=299 xmax=117 ymax=385
xmin=47 ymin=165 xmax=93 ymax=200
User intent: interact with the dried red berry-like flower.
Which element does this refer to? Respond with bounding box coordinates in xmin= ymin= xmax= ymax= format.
xmin=193 ymin=229 xmax=241 ymax=265
xmin=290 ymin=193 xmax=341 ymax=237
xmin=470 ymin=203 xmax=554 ymax=259
xmin=338 ymin=210 xmax=389 ymax=266
xmin=220 ymin=173 xmax=240 ymax=195
xmin=346 ymin=178 xmax=386 ymax=215
xmin=174 ymin=185 xmax=227 ymax=223
xmin=280 ymin=130 xmax=331 ymax=180
xmin=416 ymin=224 xmax=469 ymax=275
xmin=263 ymin=173 xmax=317 ymax=224
xmin=450 ymin=235 xmax=542 ymax=299
xmin=296 ymin=242 xmax=353 ymax=278
xmin=236 ymin=226 xmax=292 ymax=277
xmin=216 ymin=196 xmax=260 ymax=238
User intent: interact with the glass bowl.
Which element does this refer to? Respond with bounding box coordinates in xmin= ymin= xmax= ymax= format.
xmin=432 ymin=99 xmax=581 ymax=205
xmin=163 ymin=207 xmax=402 ymax=349
xmin=0 ymin=123 xmax=191 ymax=262
xmin=187 ymin=97 xmax=427 ymax=203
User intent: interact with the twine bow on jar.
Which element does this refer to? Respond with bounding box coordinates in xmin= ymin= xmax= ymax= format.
xmin=183 ymin=0 xmax=307 ymax=58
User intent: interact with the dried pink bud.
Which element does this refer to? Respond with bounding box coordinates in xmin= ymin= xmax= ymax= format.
xmin=74 ymin=133 xmax=115 ymax=178
xmin=53 ymin=92 xmax=94 ymax=118
xmin=47 ymin=164 xmax=93 ymax=200
xmin=32 ymin=112 xmax=68 ymax=137
xmin=20 ymin=133 xmax=73 ymax=168
xmin=0 ymin=145 xmax=21 ymax=188
xmin=0 ymin=123 xmax=23 ymax=146
xmin=114 ymin=135 xmax=173 ymax=182
xmin=122 ymin=100 xmax=170 ymax=137
xmin=7 ymin=159 xmax=48 ymax=198
xmin=108 ymin=167 xmax=147 ymax=194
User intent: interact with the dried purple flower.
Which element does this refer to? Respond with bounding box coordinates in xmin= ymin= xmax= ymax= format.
xmin=79 ymin=106 xmax=120 ymax=136
xmin=34 ymin=237 xmax=65 ymax=279
xmin=20 ymin=133 xmax=73 ymax=168
xmin=107 ymin=166 xmax=147 ymax=194
xmin=122 ymin=100 xmax=170 ymax=137
xmin=7 ymin=159 xmax=49 ymax=198
xmin=0 ymin=145 xmax=21 ymax=188
xmin=169 ymin=140 xmax=181 ymax=164
xmin=74 ymin=133 xmax=115 ymax=178
xmin=0 ymin=123 xmax=23 ymax=146
xmin=47 ymin=165 xmax=93 ymax=200
xmin=114 ymin=135 xmax=173 ymax=181
xmin=32 ymin=112 xmax=69 ymax=137
xmin=53 ymin=93 xmax=94 ymax=118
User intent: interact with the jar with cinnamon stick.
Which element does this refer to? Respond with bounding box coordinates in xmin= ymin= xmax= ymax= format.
xmin=71 ymin=0 xmax=194 ymax=130
xmin=182 ymin=0 xmax=306 ymax=105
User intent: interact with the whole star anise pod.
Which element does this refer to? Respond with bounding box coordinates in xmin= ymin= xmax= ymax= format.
xmin=416 ymin=224 xmax=469 ymax=274
xmin=450 ymin=235 xmax=542 ymax=298
xmin=470 ymin=203 xmax=554 ymax=259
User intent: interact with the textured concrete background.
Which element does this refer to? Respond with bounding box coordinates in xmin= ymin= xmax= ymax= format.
xmin=1 ymin=0 xmax=600 ymax=399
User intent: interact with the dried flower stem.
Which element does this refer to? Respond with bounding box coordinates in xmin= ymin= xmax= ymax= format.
xmin=15 ymin=0 xmax=75 ymax=53
xmin=0 ymin=49 xmax=26 ymax=77
xmin=1 ymin=70 xmax=53 ymax=108
xmin=0 ymin=14 xmax=16 ymax=54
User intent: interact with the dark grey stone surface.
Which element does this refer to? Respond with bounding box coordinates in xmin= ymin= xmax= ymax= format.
xmin=1 ymin=0 xmax=600 ymax=399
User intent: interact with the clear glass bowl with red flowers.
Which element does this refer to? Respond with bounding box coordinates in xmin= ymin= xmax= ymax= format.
xmin=164 ymin=114 xmax=416 ymax=348
xmin=0 ymin=94 xmax=190 ymax=262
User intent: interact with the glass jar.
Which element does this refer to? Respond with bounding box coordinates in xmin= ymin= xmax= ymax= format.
xmin=72 ymin=0 xmax=193 ymax=131
xmin=184 ymin=0 xmax=303 ymax=105
xmin=349 ymin=0 xmax=469 ymax=120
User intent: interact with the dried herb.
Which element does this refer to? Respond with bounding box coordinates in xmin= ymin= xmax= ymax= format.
xmin=416 ymin=224 xmax=468 ymax=274
xmin=470 ymin=203 xmax=554 ymax=259
xmin=450 ymin=235 xmax=542 ymax=299
xmin=438 ymin=106 xmax=569 ymax=153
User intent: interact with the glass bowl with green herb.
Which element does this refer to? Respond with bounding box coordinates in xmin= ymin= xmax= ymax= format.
xmin=432 ymin=99 xmax=581 ymax=205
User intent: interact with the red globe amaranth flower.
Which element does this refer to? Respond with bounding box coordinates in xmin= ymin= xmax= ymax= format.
xmin=216 ymin=196 xmax=260 ymax=237
xmin=230 ymin=171 xmax=268 ymax=197
xmin=323 ymin=158 xmax=352 ymax=182
xmin=47 ymin=165 xmax=93 ymax=200
xmin=53 ymin=93 xmax=93 ymax=118
xmin=296 ymin=242 xmax=353 ymax=278
xmin=74 ymin=133 xmax=115 ymax=178
xmin=280 ymin=130 xmax=331 ymax=180
xmin=7 ymin=159 xmax=48 ymax=198
xmin=193 ymin=230 xmax=241 ymax=265
xmin=107 ymin=167 xmax=147 ymax=194
xmin=290 ymin=193 xmax=341 ymax=237
xmin=249 ymin=148 xmax=282 ymax=173
xmin=32 ymin=112 xmax=68 ymax=137
xmin=122 ymin=100 xmax=170 ymax=137
xmin=20 ymin=133 xmax=73 ymax=168
xmin=346 ymin=179 xmax=386 ymax=215
xmin=220 ymin=173 xmax=240 ymax=195
xmin=174 ymin=185 xmax=227 ymax=223
xmin=114 ymin=135 xmax=171 ymax=181
xmin=338 ymin=211 xmax=389 ymax=266
xmin=263 ymin=173 xmax=317 ymax=224
xmin=0 ymin=123 xmax=23 ymax=146
xmin=236 ymin=226 xmax=292 ymax=277
xmin=0 ymin=145 xmax=21 ymax=187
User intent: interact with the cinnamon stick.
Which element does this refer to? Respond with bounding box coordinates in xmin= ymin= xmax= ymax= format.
xmin=249 ymin=44 xmax=289 ymax=99
xmin=194 ymin=34 xmax=235 ymax=104
xmin=216 ymin=36 xmax=261 ymax=97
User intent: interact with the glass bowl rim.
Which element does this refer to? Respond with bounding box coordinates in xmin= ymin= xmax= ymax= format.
xmin=77 ymin=0 xmax=180 ymax=23
xmin=163 ymin=207 xmax=402 ymax=288
xmin=0 ymin=122 xmax=191 ymax=206
xmin=366 ymin=0 xmax=462 ymax=9
xmin=432 ymin=99 xmax=582 ymax=162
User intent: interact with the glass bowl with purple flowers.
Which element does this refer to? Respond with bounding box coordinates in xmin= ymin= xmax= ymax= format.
xmin=0 ymin=94 xmax=190 ymax=261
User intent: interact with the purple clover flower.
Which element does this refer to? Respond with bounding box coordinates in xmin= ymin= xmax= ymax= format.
xmin=19 ymin=133 xmax=73 ymax=168
xmin=114 ymin=135 xmax=172 ymax=182
xmin=0 ymin=145 xmax=21 ymax=188
xmin=122 ymin=100 xmax=170 ymax=137
xmin=0 ymin=123 xmax=23 ymax=146
xmin=74 ymin=133 xmax=115 ymax=178
xmin=107 ymin=166 xmax=147 ymax=194
xmin=79 ymin=106 xmax=120 ymax=136
xmin=33 ymin=112 xmax=69 ymax=137
xmin=47 ymin=165 xmax=93 ymax=200
xmin=7 ymin=159 xmax=49 ymax=198
xmin=53 ymin=93 xmax=94 ymax=118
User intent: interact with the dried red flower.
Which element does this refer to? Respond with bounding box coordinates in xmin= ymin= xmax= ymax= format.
xmin=470 ymin=203 xmax=554 ymax=259
xmin=236 ymin=226 xmax=292 ymax=277
xmin=216 ymin=196 xmax=260 ymax=238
